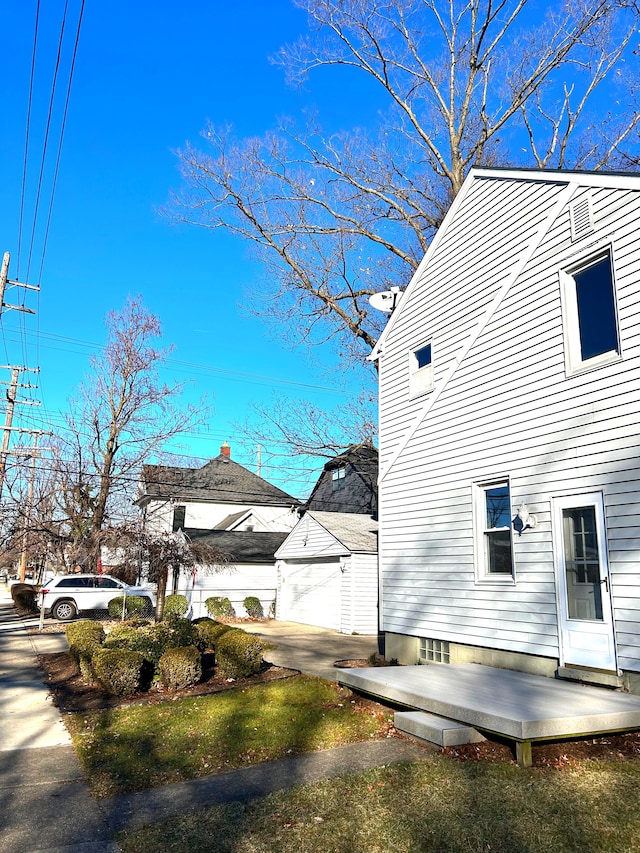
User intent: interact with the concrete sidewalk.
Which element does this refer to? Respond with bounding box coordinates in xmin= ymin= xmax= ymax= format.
xmin=0 ymin=585 xmax=119 ymax=853
xmin=0 ymin=588 xmax=430 ymax=850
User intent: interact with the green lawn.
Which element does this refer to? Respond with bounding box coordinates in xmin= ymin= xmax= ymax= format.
xmin=66 ymin=675 xmax=391 ymax=797
xmin=117 ymin=756 xmax=640 ymax=853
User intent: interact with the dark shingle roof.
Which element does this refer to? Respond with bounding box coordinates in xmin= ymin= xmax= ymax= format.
xmin=138 ymin=454 xmax=300 ymax=507
xmin=185 ymin=528 xmax=288 ymax=563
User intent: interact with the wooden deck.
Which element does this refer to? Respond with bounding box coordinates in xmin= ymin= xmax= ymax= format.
xmin=337 ymin=663 xmax=640 ymax=766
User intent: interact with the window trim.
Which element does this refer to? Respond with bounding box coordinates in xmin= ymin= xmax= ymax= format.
xmin=560 ymin=245 xmax=621 ymax=376
xmin=409 ymin=340 xmax=433 ymax=398
xmin=473 ymin=478 xmax=515 ymax=583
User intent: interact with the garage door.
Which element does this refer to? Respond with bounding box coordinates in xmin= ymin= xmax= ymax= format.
xmin=280 ymin=559 xmax=341 ymax=631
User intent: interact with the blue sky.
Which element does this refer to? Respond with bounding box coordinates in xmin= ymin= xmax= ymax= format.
xmin=0 ymin=1 xmax=383 ymax=498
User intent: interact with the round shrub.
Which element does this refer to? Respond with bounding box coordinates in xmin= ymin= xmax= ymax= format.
xmin=215 ymin=629 xmax=264 ymax=679
xmin=10 ymin=583 xmax=37 ymax=612
xmin=107 ymin=594 xmax=152 ymax=620
xmin=195 ymin=619 xmax=234 ymax=650
xmin=66 ymin=620 xmax=105 ymax=682
xmin=163 ymin=594 xmax=188 ymax=619
xmin=243 ymin=596 xmax=263 ymax=619
xmin=158 ymin=645 xmax=202 ymax=690
xmin=92 ymin=648 xmax=144 ymax=696
xmin=104 ymin=618 xmax=200 ymax=673
xmin=205 ymin=596 xmax=235 ymax=619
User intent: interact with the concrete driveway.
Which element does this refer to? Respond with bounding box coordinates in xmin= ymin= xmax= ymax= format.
xmin=243 ymin=620 xmax=382 ymax=681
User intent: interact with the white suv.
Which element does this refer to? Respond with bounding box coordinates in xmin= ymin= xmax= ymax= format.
xmin=39 ymin=574 xmax=155 ymax=621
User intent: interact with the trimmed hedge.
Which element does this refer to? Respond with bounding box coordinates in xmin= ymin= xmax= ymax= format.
xmin=195 ymin=619 xmax=234 ymax=650
xmin=107 ymin=594 xmax=152 ymax=620
xmin=159 ymin=645 xmax=202 ymax=690
xmin=215 ymin=629 xmax=264 ymax=679
xmin=104 ymin=617 xmax=200 ymax=670
xmin=205 ymin=596 xmax=235 ymax=619
xmin=10 ymin=583 xmax=37 ymax=612
xmin=163 ymin=594 xmax=188 ymax=619
xmin=243 ymin=596 xmax=263 ymax=618
xmin=92 ymin=648 xmax=145 ymax=696
xmin=66 ymin=620 xmax=105 ymax=682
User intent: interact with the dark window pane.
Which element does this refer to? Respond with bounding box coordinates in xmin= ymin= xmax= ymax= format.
xmin=487 ymin=530 xmax=513 ymax=573
xmin=574 ymin=256 xmax=618 ymax=361
xmin=485 ymin=485 xmax=510 ymax=528
xmin=96 ymin=578 xmax=120 ymax=589
xmin=172 ymin=505 xmax=186 ymax=532
xmin=415 ymin=344 xmax=431 ymax=369
xmin=563 ymin=506 xmax=603 ymax=620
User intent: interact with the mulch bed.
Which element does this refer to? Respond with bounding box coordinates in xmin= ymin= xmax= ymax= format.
xmin=37 ymin=650 xmax=299 ymax=712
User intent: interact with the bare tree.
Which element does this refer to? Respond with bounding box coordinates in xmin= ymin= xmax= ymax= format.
xmin=50 ymin=296 xmax=209 ymax=569
xmin=170 ymin=0 xmax=639 ymax=374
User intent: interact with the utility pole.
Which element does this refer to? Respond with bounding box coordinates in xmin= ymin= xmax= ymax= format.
xmin=0 ymin=366 xmax=41 ymax=496
xmin=0 ymin=251 xmax=39 ymax=317
xmin=19 ymin=433 xmax=39 ymax=583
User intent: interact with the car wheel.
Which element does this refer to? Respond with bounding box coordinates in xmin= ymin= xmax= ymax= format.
xmin=52 ymin=599 xmax=77 ymax=621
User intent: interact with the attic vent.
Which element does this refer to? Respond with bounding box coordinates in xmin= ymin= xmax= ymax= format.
xmin=569 ymin=196 xmax=594 ymax=242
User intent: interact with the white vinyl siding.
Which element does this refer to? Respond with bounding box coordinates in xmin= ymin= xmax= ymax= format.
xmin=181 ymin=563 xmax=277 ymax=620
xmin=377 ymin=173 xmax=640 ymax=671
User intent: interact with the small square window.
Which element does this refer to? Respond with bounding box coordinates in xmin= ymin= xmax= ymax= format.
xmin=172 ymin=505 xmax=186 ymax=531
xmin=561 ymin=250 xmax=620 ymax=374
xmin=475 ymin=480 xmax=514 ymax=579
xmin=332 ymin=467 xmax=346 ymax=490
xmin=409 ymin=342 xmax=433 ymax=396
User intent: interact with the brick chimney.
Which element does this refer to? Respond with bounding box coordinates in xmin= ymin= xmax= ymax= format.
xmin=220 ymin=441 xmax=231 ymax=459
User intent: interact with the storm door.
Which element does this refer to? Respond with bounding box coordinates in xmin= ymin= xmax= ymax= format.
xmin=553 ymin=493 xmax=617 ymax=671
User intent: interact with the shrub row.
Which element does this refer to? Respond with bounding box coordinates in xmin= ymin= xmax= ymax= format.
xmin=107 ymin=595 xmax=152 ymax=620
xmin=64 ymin=615 xmax=264 ymax=695
xmin=205 ymin=595 xmax=267 ymax=619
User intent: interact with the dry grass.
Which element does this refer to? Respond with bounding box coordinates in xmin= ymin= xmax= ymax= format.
xmin=117 ymin=755 xmax=640 ymax=852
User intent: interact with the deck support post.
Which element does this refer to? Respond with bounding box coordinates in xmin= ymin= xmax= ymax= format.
xmin=515 ymin=741 xmax=532 ymax=768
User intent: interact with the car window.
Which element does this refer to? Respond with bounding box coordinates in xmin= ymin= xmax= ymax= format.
xmin=96 ymin=577 xmax=121 ymax=589
xmin=58 ymin=577 xmax=90 ymax=588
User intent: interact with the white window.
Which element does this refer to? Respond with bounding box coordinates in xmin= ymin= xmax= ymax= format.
xmin=561 ymin=249 xmax=620 ymax=375
xmin=474 ymin=480 xmax=514 ymax=579
xmin=409 ymin=342 xmax=433 ymax=397
xmin=332 ymin=467 xmax=346 ymax=490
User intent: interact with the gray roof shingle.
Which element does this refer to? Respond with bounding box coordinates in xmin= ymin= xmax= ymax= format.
xmin=138 ymin=453 xmax=300 ymax=507
xmin=307 ymin=511 xmax=378 ymax=553
xmin=184 ymin=528 xmax=288 ymax=563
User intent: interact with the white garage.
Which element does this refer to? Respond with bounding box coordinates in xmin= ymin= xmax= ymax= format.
xmin=275 ymin=512 xmax=378 ymax=635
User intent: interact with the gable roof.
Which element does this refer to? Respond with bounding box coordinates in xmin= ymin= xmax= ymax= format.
xmin=372 ymin=167 xmax=640 ymax=484
xmin=297 ymin=511 xmax=378 ymax=554
xmin=370 ymin=167 xmax=640 ymax=362
xmin=304 ymin=443 xmax=378 ymax=514
xmin=138 ymin=453 xmax=300 ymax=507
xmin=184 ymin=528 xmax=288 ymax=563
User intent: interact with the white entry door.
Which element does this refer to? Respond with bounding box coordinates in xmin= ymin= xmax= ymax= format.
xmin=553 ymin=493 xmax=617 ymax=671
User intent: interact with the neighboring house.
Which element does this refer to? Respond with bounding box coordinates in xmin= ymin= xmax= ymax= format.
xmin=275 ymin=511 xmax=378 ymax=634
xmin=181 ymin=529 xmax=289 ymax=619
xmin=135 ymin=443 xmax=300 ymax=616
xmin=371 ymin=167 xmax=640 ymax=691
xmin=304 ymin=443 xmax=378 ymax=516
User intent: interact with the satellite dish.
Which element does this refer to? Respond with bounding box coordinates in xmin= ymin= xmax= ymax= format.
xmin=369 ymin=288 xmax=402 ymax=313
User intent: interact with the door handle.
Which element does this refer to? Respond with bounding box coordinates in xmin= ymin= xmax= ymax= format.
xmin=600 ymin=577 xmax=609 ymax=592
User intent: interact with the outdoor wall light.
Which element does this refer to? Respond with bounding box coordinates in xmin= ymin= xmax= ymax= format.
xmin=512 ymin=503 xmax=537 ymax=536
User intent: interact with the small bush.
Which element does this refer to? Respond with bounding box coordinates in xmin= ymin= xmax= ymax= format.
xmin=195 ymin=619 xmax=235 ymax=650
xmin=205 ymin=596 xmax=235 ymax=619
xmin=159 ymin=645 xmax=202 ymax=690
xmin=66 ymin=620 xmax=106 ymax=682
xmin=243 ymin=596 xmax=263 ymax=619
xmin=107 ymin=594 xmax=152 ymax=620
xmin=92 ymin=648 xmax=144 ymax=696
xmin=216 ymin=629 xmax=264 ymax=679
xmin=104 ymin=618 xmax=200 ymax=672
xmin=163 ymin=594 xmax=188 ymax=619
xmin=10 ymin=583 xmax=37 ymax=612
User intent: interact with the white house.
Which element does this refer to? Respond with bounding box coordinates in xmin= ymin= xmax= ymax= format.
xmin=135 ymin=443 xmax=300 ymax=616
xmin=275 ymin=511 xmax=378 ymax=634
xmin=372 ymin=167 xmax=640 ymax=692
